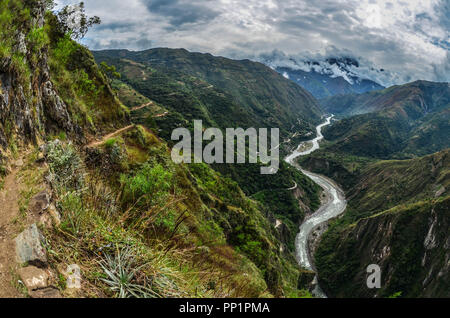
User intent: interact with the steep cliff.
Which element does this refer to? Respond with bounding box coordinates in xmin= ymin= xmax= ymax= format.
xmin=0 ymin=0 xmax=127 ymax=163
xmin=315 ymin=150 xmax=450 ymax=297
xmin=316 ymin=196 xmax=449 ymax=298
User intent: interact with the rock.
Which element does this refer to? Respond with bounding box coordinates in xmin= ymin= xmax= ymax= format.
xmin=48 ymin=204 xmax=61 ymax=226
xmin=29 ymin=287 xmax=62 ymax=299
xmin=39 ymin=204 xmax=61 ymax=228
xmin=15 ymin=224 xmax=47 ymax=267
xmin=29 ymin=190 xmax=50 ymax=215
xmin=35 ymin=152 xmax=45 ymax=163
xmin=42 ymin=81 xmax=73 ymax=133
xmin=18 ymin=266 xmax=48 ymax=290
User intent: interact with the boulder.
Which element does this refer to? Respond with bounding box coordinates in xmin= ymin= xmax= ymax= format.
xmin=17 ymin=266 xmax=48 ymax=290
xmin=15 ymin=223 xmax=47 ymax=267
xmin=29 ymin=190 xmax=50 ymax=215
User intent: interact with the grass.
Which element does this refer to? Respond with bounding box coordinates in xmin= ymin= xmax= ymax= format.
xmin=42 ymin=135 xmax=278 ymax=297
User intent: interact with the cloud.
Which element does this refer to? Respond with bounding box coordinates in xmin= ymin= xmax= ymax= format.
xmin=142 ymin=0 xmax=220 ymax=27
xmin=54 ymin=0 xmax=449 ymax=86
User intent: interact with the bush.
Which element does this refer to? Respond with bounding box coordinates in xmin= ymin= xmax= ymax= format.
xmin=100 ymin=246 xmax=157 ymax=298
xmin=51 ymin=34 xmax=78 ymax=66
xmin=120 ymin=163 xmax=173 ymax=208
xmin=45 ymin=140 xmax=84 ymax=192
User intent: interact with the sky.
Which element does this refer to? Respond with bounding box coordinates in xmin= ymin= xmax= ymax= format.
xmin=54 ymin=0 xmax=450 ymax=86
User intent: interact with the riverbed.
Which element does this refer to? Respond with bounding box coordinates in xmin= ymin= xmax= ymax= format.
xmin=285 ymin=116 xmax=347 ymax=298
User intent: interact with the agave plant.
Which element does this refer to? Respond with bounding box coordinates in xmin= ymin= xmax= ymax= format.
xmin=99 ymin=246 xmax=159 ymax=298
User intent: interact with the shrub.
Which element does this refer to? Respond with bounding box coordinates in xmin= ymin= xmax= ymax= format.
xmin=99 ymin=246 xmax=157 ymax=298
xmin=45 ymin=140 xmax=84 ymax=192
xmin=51 ymin=34 xmax=78 ymax=66
xmin=120 ymin=163 xmax=173 ymax=208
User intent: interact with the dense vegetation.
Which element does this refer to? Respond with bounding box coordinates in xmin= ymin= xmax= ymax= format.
xmin=319 ymin=81 xmax=450 ymax=159
xmin=0 ymin=1 xmax=323 ymax=298
xmin=93 ymin=48 xmax=323 ymax=140
xmin=314 ymin=150 xmax=449 ymax=297
xmin=92 ymin=49 xmax=323 ymax=256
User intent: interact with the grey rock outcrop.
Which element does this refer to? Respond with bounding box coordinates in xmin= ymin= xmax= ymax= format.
xmin=15 ymin=224 xmax=47 ymax=267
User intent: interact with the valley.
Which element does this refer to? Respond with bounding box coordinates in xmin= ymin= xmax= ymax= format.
xmin=285 ymin=116 xmax=347 ymax=298
xmin=0 ymin=0 xmax=448 ymax=300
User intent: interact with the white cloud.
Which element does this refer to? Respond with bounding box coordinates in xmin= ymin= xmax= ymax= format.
xmin=54 ymin=0 xmax=450 ymax=85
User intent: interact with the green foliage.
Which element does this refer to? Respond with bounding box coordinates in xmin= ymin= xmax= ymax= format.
xmin=388 ymin=291 xmax=402 ymax=298
xmin=46 ymin=140 xmax=84 ymax=192
xmin=74 ymin=69 xmax=98 ymax=98
xmin=48 ymin=31 xmax=127 ymax=131
xmin=59 ymin=191 xmax=84 ymax=235
xmin=51 ymin=34 xmax=78 ymax=66
xmin=120 ymin=163 xmax=173 ymax=207
xmin=100 ymin=61 xmax=121 ymax=81
xmin=26 ymin=26 xmax=50 ymax=55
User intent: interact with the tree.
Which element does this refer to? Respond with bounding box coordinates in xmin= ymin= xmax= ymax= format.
xmin=100 ymin=61 xmax=121 ymax=82
xmin=55 ymin=2 xmax=101 ymax=40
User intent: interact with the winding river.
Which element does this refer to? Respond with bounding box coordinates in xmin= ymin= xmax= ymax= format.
xmin=285 ymin=116 xmax=347 ymax=298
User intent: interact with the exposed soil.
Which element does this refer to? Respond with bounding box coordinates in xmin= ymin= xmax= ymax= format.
xmin=0 ymin=164 xmax=23 ymax=298
xmin=87 ymin=125 xmax=134 ymax=148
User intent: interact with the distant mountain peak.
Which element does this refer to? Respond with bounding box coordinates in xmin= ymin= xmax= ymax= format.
xmin=255 ymin=51 xmax=386 ymax=98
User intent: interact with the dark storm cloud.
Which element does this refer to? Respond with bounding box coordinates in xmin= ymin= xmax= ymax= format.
xmin=141 ymin=0 xmax=220 ymax=27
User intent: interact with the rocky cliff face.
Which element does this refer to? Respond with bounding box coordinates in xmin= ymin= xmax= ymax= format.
xmin=0 ymin=1 xmax=73 ymax=151
xmin=0 ymin=1 xmax=127 ymax=168
xmin=316 ymin=197 xmax=449 ymax=298
xmin=314 ymin=150 xmax=450 ymax=298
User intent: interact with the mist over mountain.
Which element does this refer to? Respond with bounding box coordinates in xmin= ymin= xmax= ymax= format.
xmin=255 ymin=50 xmax=392 ymax=98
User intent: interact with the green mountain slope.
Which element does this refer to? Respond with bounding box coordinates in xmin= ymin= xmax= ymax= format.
xmin=321 ymin=81 xmax=449 ymax=117
xmin=0 ymin=1 xmax=318 ymax=298
xmin=319 ymin=81 xmax=450 ymax=158
xmin=314 ymin=150 xmax=450 ymax=297
xmin=92 ymin=49 xmax=323 ymax=256
xmin=93 ymin=48 xmax=323 ymax=142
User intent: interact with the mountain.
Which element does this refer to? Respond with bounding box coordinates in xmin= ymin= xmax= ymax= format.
xmin=93 ymin=48 xmax=323 ymax=140
xmin=296 ymin=81 xmax=450 ymax=298
xmin=315 ymin=150 xmax=450 ymax=297
xmin=321 ymin=80 xmax=450 ymax=117
xmin=276 ymin=66 xmax=384 ymax=99
xmin=320 ymin=81 xmax=450 ymax=158
xmin=0 ymin=1 xmax=320 ymax=298
xmin=92 ymin=48 xmax=326 ymax=259
xmin=258 ymin=53 xmax=384 ymax=98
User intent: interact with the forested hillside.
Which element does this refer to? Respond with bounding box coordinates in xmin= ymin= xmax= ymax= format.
xmin=0 ymin=0 xmax=321 ymax=298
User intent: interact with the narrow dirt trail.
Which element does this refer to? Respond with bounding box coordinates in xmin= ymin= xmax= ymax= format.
xmin=153 ymin=111 xmax=169 ymax=118
xmin=130 ymin=101 xmax=168 ymax=118
xmin=131 ymin=101 xmax=153 ymax=112
xmin=0 ymin=167 xmax=22 ymax=298
xmin=87 ymin=125 xmax=134 ymax=148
